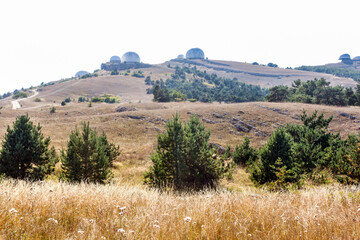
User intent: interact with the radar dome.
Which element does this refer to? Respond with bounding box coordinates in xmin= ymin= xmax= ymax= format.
xmin=75 ymin=71 xmax=89 ymax=78
xmin=339 ymin=53 xmax=351 ymax=60
xmin=177 ymin=54 xmax=184 ymax=59
xmin=122 ymin=52 xmax=140 ymax=63
xmin=353 ymin=56 xmax=360 ymax=61
xmin=110 ymin=56 xmax=121 ymax=63
xmin=186 ymin=48 xmax=205 ymax=59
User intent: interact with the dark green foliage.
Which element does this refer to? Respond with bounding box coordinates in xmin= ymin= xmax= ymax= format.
xmin=80 ymin=73 xmax=98 ymax=79
xmin=251 ymin=128 xmax=296 ymax=185
xmin=266 ymin=85 xmax=290 ymax=102
xmin=233 ymin=137 xmax=258 ymax=165
xmin=0 ymin=115 xmax=57 ymax=180
xmin=296 ymin=65 xmax=360 ymax=82
xmin=111 ymin=70 xmax=119 ymax=75
xmin=250 ymin=111 xmax=336 ymax=188
xmin=266 ymin=78 xmax=360 ymax=106
xmin=12 ymin=92 xmax=28 ymax=99
xmin=61 ymin=101 xmax=66 ymax=106
xmin=131 ymin=71 xmax=144 ymax=78
xmin=150 ymin=66 xmax=267 ymax=103
xmin=50 ymin=107 xmax=56 ymax=114
xmin=60 ymin=122 xmax=120 ymax=183
xmin=145 ymin=76 xmax=151 ymax=85
xmin=64 ymin=97 xmax=71 ymax=103
xmin=153 ymin=85 xmax=170 ymax=102
xmin=78 ymin=96 xmax=88 ymax=102
xmin=144 ymin=114 xmax=230 ymax=190
xmin=267 ymin=63 xmax=278 ymax=68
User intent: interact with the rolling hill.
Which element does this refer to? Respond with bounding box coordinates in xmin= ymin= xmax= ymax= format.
xmin=0 ymin=58 xmax=356 ymax=110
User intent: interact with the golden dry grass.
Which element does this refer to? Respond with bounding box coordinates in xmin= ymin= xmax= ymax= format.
xmin=1 ymin=180 xmax=360 ymax=239
xmin=1 ymin=99 xmax=360 ymax=238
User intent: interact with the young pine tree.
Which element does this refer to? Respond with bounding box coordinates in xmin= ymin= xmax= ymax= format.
xmin=144 ymin=114 xmax=230 ymax=190
xmin=61 ymin=122 xmax=120 ymax=183
xmin=0 ymin=115 xmax=57 ymax=180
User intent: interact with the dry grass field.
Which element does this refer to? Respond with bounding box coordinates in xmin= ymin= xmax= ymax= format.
xmin=1 ymin=180 xmax=360 ymax=239
xmin=1 ymin=63 xmax=360 ymax=239
xmin=1 ymin=100 xmax=360 ymax=238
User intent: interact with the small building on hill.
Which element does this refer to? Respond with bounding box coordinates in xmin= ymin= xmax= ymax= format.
xmin=110 ymin=56 xmax=121 ymax=63
xmin=186 ymin=48 xmax=205 ymax=59
xmin=339 ymin=53 xmax=353 ymax=65
xmin=101 ymin=52 xmax=151 ymax=71
xmin=75 ymin=71 xmax=89 ymax=78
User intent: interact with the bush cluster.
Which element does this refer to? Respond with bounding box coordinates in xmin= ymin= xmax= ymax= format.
xmin=239 ymin=111 xmax=360 ymax=189
xmin=0 ymin=115 xmax=119 ymax=184
xmin=266 ymin=78 xmax=360 ymax=106
xmin=148 ymin=66 xmax=267 ymax=103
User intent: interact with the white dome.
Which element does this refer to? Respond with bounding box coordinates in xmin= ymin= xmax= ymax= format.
xmin=122 ymin=52 xmax=140 ymax=63
xmin=110 ymin=56 xmax=121 ymax=63
xmin=177 ymin=54 xmax=184 ymax=59
xmin=186 ymin=48 xmax=205 ymax=59
xmin=75 ymin=71 xmax=89 ymax=77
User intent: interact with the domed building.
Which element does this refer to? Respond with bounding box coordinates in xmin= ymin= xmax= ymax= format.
xmin=186 ymin=48 xmax=205 ymax=59
xmin=110 ymin=56 xmax=121 ymax=63
xmin=339 ymin=53 xmax=351 ymax=61
xmin=177 ymin=54 xmax=185 ymax=59
xmin=353 ymin=56 xmax=360 ymax=61
xmin=122 ymin=52 xmax=140 ymax=63
xmin=339 ymin=53 xmax=353 ymax=64
xmin=75 ymin=71 xmax=89 ymax=78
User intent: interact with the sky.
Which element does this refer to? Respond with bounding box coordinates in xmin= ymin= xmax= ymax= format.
xmin=0 ymin=0 xmax=360 ymax=94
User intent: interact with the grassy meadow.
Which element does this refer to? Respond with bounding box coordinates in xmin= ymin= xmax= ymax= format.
xmin=1 ymin=100 xmax=360 ymax=239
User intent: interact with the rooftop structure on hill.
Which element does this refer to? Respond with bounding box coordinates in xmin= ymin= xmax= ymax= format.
xmin=122 ymin=52 xmax=140 ymax=63
xmin=75 ymin=71 xmax=89 ymax=78
xmin=353 ymin=56 xmax=360 ymax=61
xmin=101 ymin=51 xmax=151 ymax=71
xmin=110 ymin=56 xmax=121 ymax=63
xmin=339 ymin=53 xmax=353 ymax=65
xmin=186 ymin=48 xmax=205 ymax=59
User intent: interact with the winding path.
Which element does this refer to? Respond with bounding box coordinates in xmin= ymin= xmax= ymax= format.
xmin=12 ymin=89 xmax=39 ymax=110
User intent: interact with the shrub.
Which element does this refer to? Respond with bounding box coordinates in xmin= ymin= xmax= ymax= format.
xmin=233 ymin=137 xmax=258 ymax=165
xmin=61 ymin=101 xmax=66 ymax=106
xmin=50 ymin=107 xmax=56 ymax=114
xmin=131 ymin=71 xmax=144 ymax=78
xmin=64 ymin=98 xmax=71 ymax=103
xmin=12 ymin=92 xmax=28 ymax=99
xmin=0 ymin=115 xmax=57 ymax=180
xmin=60 ymin=122 xmax=120 ymax=183
xmin=111 ymin=70 xmax=119 ymax=75
xmin=144 ymin=114 xmax=231 ymax=191
xmin=78 ymin=96 xmax=87 ymax=103
xmin=33 ymin=98 xmax=41 ymax=102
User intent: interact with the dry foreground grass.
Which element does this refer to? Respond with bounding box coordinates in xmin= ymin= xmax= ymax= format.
xmin=1 ymin=101 xmax=360 ymax=239
xmin=1 ymin=180 xmax=360 ymax=239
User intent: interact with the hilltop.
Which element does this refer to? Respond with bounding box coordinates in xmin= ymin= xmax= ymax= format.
xmin=0 ymin=57 xmax=357 ymax=110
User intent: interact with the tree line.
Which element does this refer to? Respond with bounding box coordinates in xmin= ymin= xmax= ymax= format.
xmin=147 ymin=66 xmax=267 ymax=103
xmin=266 ymin=78 xmax=360 ymax=106
xmin=2 ymin=112 xmax=360 ymax=191
xmin=296 ymin=65 xmax=360 ymax=82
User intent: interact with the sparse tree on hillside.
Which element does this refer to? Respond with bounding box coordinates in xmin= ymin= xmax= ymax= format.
xmin=0 ymin=115 xmax=57 ymax=180
xmin=60 ymin=122 xmax=120 ymax=183
xmin=144 ymin=114 xmax=230 ymax=190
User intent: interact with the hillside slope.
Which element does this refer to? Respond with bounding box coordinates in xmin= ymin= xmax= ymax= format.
xmin=0 ymin=59 xmax=357 ymax=110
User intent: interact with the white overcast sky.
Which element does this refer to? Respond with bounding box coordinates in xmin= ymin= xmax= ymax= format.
xmin=0 ymin=0 xmax=359 ymax=94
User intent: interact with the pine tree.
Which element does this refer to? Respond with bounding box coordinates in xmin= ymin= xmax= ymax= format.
xmin=0 ymin=115 xmax=57 ymax=180
xmin=233 ymin=137 xmax=258 ymax=165
xmin=144 ymin=114 xmax=230 ymax=190
xmin=60 ymin=122 xmax=120 ymax=183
